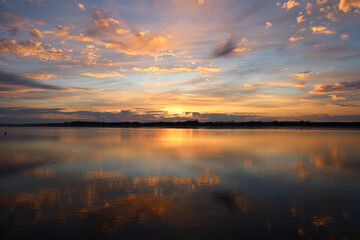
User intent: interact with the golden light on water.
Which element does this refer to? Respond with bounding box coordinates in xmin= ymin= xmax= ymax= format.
xmin=0 ymin=128 xmax=359 ymax=238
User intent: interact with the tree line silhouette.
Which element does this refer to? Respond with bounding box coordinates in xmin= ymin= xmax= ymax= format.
xmin=1 ymin=121 xmax=360 ymax=128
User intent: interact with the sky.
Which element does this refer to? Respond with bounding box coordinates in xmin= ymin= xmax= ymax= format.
xmin=0 ymin=0 xmax=360 ymax=123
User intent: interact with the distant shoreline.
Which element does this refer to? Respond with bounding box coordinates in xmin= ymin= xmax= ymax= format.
xmin=1 ymin=121 xmax=360 ymax=129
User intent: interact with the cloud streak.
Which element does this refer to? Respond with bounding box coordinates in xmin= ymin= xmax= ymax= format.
xmin=212 ymin=38 xmax=248 ymax=58
xmin=310 ymin=80 xmax=360 ymax=94
xmin=0 ymin=8 xmax=28 ymax=35
xmin=0 ymin=71 xmax=97 ymax=93
xmin=80 ymin=72 xmax=123 ymax=78
xmin=311 ymin=26 xmax=335 ymax=35
xmin=294 ymin=71 xmax=312 ymax=79
xmin=132 ymin=65 xmax=219 ymax=74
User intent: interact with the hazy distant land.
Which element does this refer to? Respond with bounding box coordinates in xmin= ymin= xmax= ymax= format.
xmin=1 ymin=121 xmax=360 ymax=129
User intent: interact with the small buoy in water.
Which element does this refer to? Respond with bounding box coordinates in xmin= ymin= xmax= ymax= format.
xmin=4 ymin=131 xmax=6 ymax=136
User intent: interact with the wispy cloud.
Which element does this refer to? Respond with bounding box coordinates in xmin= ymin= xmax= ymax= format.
xmin=80 ymin=72 xmax=123 ymax=78
xmin=132 ymin=65 xmax=219 ymax=74
xmin=288 ymin=28 xmax=306 ymax=42
xmin=328 ymin=95 xmax=346 ymax=101
xmin=23 ymin=72 xmax=56 ymax=80
xmin=0 ymin=8 xmax=28 ymax=35
xmin=56 ymin=25 xmax=70 ymax=36
xmin=32 ymin=19 xmax=46 ymax=25
xmin=25 ymin=0 xmax=44 ymax=4
xmin=294 ymin=70 xmax=312 ymax=79
xmin=310 ymin=80 xmax=360 ymax=94
xmin=311 ymin=26 xmax=335 ymax=35
xmin=0 ymin=71 xmax=97 ymax=93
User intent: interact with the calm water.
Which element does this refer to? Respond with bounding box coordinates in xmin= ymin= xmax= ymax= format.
xmin=0 ymin=128 xmax=359 ymax=239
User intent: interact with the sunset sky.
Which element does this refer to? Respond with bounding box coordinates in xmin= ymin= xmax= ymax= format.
xmin=1 ymin=0 xmax=360 ymax=123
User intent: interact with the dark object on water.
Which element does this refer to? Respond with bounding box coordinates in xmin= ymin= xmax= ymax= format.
xmin=4 ymin=131 xmax=6 ymax=136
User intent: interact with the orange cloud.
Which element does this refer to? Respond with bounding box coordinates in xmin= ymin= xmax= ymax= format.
xmin=87 ymin=10 xmax=122 ymax=36
xmin=66 ymin=34 xmax=94 ymax=42
xmin=297 ymin=15 xmax=305 ymax=23
xmin=75 ymin=9 xmax=168 ymax=57
xmin=29 ymin=28 xmax=43 ymax=38
xmin=94 ymin=12 xmax=120 ymax=28
xmin=98 ymin=31 xmax=165 ymax=56
xmin=42 ymin=29 xmax=95 ymax=47
xmin=282 ymin=0 xmax=300 ymax=10
xmin=310 ymin=80 xmax=360 ymax=94
xmin=0 ymin=39 xmax=68 ymax=61
xmin=24 ymin=72 xmax=56 ymax=80
xmin=288 ymin=28 xmax=306 ymax=42
xmin=310 ymin=26 xmax=335 ymax=35
xmin=128 ymin=32 xmax=166 ymax=54
xmin=292 ymin=83 xmax=305 ymax=87
xmin=77 ymin=3 xmax=85 ymax=11
xmin=80 ymin=72 xmax=124 ymax=78
xmin=316 ymin=0 xmax=329 ymax=5
xmin=115 ymin=28 xmax=129 ymax=35
xmin=196 ymin=66 xmax=220 ymax=73
xmin=56 ymin=25 xmax=70 ymax=36
xmin=328 ymin=95 xmax=346 ymax=101
xmin=339 ymin=0 xmax=360 ymax=12
xmin=341 ymin=33 xmax=350 ymax=40
xmin=294 ymin=71 xmax=311 ymax=79
xmin=289 ymin=36 xmax=304 ymax=42
xmin=326 ymin=12 xmax=339 ymax=22
xmin=265 ymin=22 xmax=272 ymax=29
xmin=306 ymin=3 xmax=312 ymax=14
xmin=101 ymin=35 xmax=166 ymax=56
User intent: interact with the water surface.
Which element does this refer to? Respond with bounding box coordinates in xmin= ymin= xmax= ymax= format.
xmin=0 ymin=128 xmax=359 ymax=239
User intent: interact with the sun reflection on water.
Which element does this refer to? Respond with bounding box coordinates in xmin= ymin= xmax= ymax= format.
xmin=0 ymin=128 xmax=359 ymax=239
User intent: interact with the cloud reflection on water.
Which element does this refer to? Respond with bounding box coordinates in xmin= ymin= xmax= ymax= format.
xmin=0 ymin=128 xmax=359 ymax=239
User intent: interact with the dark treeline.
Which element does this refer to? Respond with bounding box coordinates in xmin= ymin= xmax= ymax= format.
xmin=1 ymin=121 xmax=360 ymax=129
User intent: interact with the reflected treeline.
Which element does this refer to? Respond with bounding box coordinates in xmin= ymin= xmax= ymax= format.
xmin=1 ymin=128 xmax=359 ymax=180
